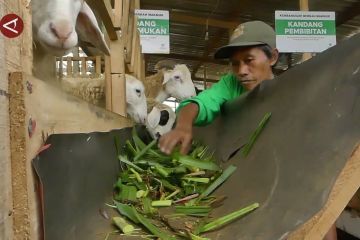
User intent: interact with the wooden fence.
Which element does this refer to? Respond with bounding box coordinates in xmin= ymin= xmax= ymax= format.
xmin=56 ymin=56 xmax=103 ymax=78
xmin=87 ymin=0 xmax=145 ymax=116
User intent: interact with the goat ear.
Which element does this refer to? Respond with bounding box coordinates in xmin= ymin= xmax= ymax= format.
xmin=147 ymin=107 xmax=161 ymax=129
xmin=76 ymin=2 xmax=110 ymax=55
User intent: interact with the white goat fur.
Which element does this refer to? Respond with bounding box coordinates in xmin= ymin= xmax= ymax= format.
xmin=32 ymin=0 xmax=110 ymax=79
xmin=143 ymin=61 xmax=196 ymax=103
xmin=125 ymin=74 xmax=148 ymax=125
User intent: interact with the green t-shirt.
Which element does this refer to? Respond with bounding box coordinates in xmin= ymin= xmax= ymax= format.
xmin=177 ymin=73 xmax=247 ymax=126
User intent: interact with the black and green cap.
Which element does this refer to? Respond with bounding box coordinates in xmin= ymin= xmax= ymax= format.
xmin=214 ymin=21 xmax=276 ymax=59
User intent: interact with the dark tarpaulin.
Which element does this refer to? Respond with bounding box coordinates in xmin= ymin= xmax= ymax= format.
xmin=33 ymin=33 xmax=360 ymax=240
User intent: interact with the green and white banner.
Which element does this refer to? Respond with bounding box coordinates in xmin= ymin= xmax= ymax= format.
xmin=135 ymin=10 xmax=169 ymax=54
xmin=275 ymin=11 xmax=336 ymax=52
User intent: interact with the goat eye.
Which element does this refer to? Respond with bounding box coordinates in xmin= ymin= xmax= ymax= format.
xmin=174 ymin=75 xmax=180 ymax=80
xmin=135 ymin=89 xmax=141 ymax=94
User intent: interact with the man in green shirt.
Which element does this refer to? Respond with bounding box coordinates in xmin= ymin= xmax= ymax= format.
xmin=158 ymin=20 xmax=279 ymax=155
xmin=159 ymin=20 xmax=340 ymax=240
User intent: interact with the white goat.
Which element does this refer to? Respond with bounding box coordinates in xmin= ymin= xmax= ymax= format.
xmin=32 ymin=0 xmax=110 ymax=79
xmin=32 ymin=0 xmax=109 ymax=56
xmin=144 ymin=60 xmax=196 ymax=103
xmin=146 ymin=103 xmax=176 ymax=139
xmin=125 ymin=74 xmax=147 ymax=125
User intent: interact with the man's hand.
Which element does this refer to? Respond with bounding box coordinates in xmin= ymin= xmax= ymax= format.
xmin=158 ymin=103 xmax=199 ymax=155
xmin=159 ymin=126 xmax=193 ymax=155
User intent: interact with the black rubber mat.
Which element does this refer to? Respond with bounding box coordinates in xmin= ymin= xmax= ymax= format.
xmin=33 ymin=32 xmax=360 ymax=240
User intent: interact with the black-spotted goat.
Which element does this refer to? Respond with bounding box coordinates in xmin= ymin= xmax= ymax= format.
xmin=146 ymin=103 xmax=176 ymax=139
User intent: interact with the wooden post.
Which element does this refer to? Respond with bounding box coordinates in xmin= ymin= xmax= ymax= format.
xmin=72 ymin=47 xmax=80 ymax=74
xmin=66 ymin=57 xmax=72 ymax=77
xmin=203 ymin=64 xmax=207 ymax=89
xmin=113 ymin=0 xmax=123 ymax=28
xmin=122 ymin=0 xmax=130 ymax=54
xmin=95 ymin=56 xmax=101 ymax=74
xmin=130 ymin=17 xmax=139 ymax=73
xmin=126 ymin=0 xmax=135 ymax=63
xmin=59 ymin=57 xmax=63 ymax=79
xmin=0 ymin=2 xmax=14 ymax=239
xmin=81 ymin=58 xmax=87 ymax=75
xmin=300 ymin=0 xmax=312 ymax=62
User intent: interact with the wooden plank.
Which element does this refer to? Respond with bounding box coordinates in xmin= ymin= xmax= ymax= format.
xmin=300 ymin=0 xmax=312 ymax=61
xmin=135 ymin=34 xmax=143 ymax=79
xmin=300 ymin=0 xmax=309 ymax=11
xmin=149 ymin=53 xmax=229 ymax=65
xmin=140 ymin=53 xmax=146 ymax=80
xmin=125 ymin=0 xmax=135 ymax=63
xmin=81 ymin=59 xmax=87 ymax=75
xmin=110 ymin=32 xmax=125 ymax=73
xmin=95 ymin=56 xmax=102 ymax=74
xmin=67 ymin=57 xmax=72 ymax=76
xmin=56 ymin=56 xmax=96 ymax=61
xmin=105 ymin=55 xmax=112 ymax=110
xmin=134 ymin=0 xmax=140 ymax=9
xmin=114 ymin=0 xmax=123 ymax=29
xmin=58 ymin=57 xmax=63 ymax=78
xmin=121 ymin=0 xmax=131 ymax=51
xmin=8 ymin=72 xmax=30 ymax=240
xmin=0 ymin=2 xmax=13 ymax=239
xmin=288 ymin=144 xmax=360 ymax=240
xmin=86 ymin=0 xmax=118 ymax=40
xmin=133 ymin=32 xmax=140 ymax=78
xmin=130 ymin=19 xmax=139 ymax=73
xmin=171 ymin=12 xmax=239 ymax=29
xmin=111 ymin=73 xmax=127 ymax=116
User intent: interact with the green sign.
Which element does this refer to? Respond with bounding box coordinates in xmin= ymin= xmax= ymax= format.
xmin=275 ymin=11 xmax=336 ymax=53
xmin=137 ymin=19 xmax=169 ymax=35
xmin=276 ymin=20 xmax=335 ymax=35
xmin=135 ymin=10 xmax=170 ymax=54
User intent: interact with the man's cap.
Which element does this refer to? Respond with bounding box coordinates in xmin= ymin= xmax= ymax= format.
xmin=214 ymin=21 xmax=276 ymax=59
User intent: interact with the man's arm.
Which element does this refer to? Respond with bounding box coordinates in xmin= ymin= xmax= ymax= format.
xmin=159 ymin=103 xmax=198 ymax=155
xmin=159 ymin=74 xmax=244 ymax=155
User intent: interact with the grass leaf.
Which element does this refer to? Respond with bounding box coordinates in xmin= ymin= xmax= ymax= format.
xmin=199 ymin=165 xmax=237 ymax=199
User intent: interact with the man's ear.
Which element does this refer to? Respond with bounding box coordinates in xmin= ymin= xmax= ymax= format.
xmin=270 ymin=48 xmax=279 ymax=66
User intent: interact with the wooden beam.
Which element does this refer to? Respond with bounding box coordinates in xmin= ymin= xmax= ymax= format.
xmin=299 ymin=0 xmax=309 ymax=11
xmin=81 ymin=58 xmax=86 ymax=75
xmin=121 ymin=0 xmax=131 ymax=53
xmin=95 ymin=56 xmax=102 ymax=74
xmin=55 ymin=56 xmax=97 ymax=61
xmin=105 ymin=54 xmax=112 ymax=110
xmin=170 ymin=12 xmax=239 ymax=29
xmin=86 ymin=0 xmax=118 ymax=40
xmin=113 ymin=0 xmax=123 ymax=28
xmin=149 ymin=53 xmax=229 ymax=65
xmin=191 ymin=28 xmax=228 ymax=78
xmin=300 ymin=0 xmax=311 ymax=61
xmin=288 ymin=144 xmax=360 ymax=240
xmin=66 ymin=57 xmax=72 ymax=76
xmin=125 ymin=0 xmax=136 ymax=63
xmin=8 ymin=73 xmax=29 ymax=240
xmin=336 ymin=1 xmax=360 ymax=26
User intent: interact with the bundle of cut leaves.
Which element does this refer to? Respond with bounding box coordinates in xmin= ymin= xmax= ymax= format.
xmin=107 ymin=129 xmax=259 ymax=239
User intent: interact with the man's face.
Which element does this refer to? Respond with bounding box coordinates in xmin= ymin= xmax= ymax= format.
xmin=231 ymin=46 xmax=277 ymax=90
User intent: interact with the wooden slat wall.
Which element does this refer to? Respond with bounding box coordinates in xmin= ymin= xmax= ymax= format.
xmin=0 ymin=1 xmax=13 ymax=238
xmin=92 ymin=0 xmax=145 ymax=116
